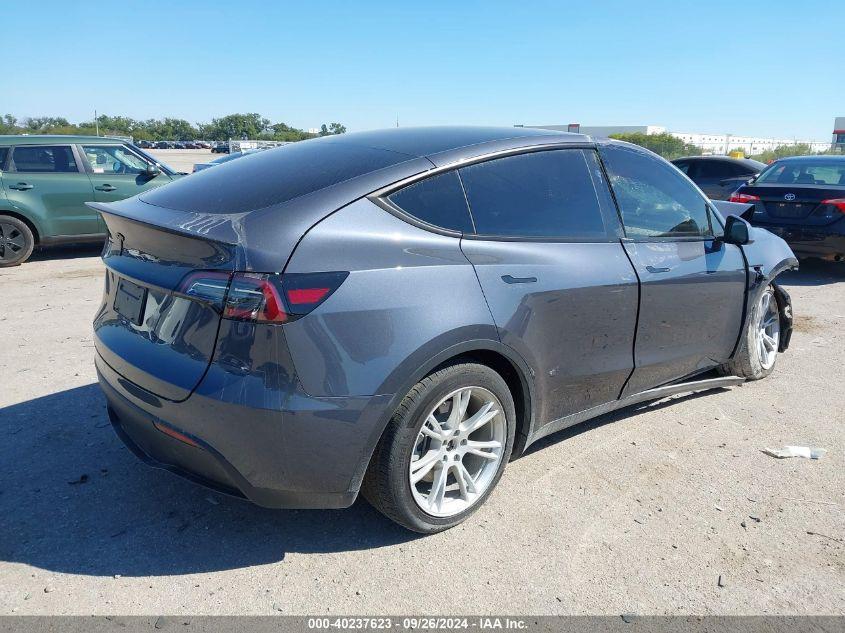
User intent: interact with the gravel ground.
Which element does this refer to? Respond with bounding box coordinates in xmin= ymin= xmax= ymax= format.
xmin=0 ymin=248 xmax=843 ymax=615
xmin=148 ymin=149 xmax=214 ymax=174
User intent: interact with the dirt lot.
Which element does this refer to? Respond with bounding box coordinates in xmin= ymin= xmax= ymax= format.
xmin=0 ymin=248 xmax=843 ymax=615
xmin=148 ymin=149 xmax=214 ymax=173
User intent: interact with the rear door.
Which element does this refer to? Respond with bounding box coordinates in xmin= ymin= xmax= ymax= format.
xmin=458 ymin=148 xmax=639 ymax=426
xmin=3 ymin=145 xmax=99 ymax=237
xmin=599 ymin=143 xmax=747 ymax=395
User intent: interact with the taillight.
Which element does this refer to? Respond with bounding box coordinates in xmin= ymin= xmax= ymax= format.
xmin=821 ymin=198 xmax=845 ymax=214
xmin=223 ymin=271 xmax=348 ymax=324
xmin=176 ymin=271 xmax=232 ymax=311
xmin=729 ymin=193 xmax=760 ymax=203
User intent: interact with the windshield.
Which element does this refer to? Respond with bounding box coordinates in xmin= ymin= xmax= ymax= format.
xmin=756 ymin=160 xmax=845 ymax=186
xmin=133 ymin=146 xmax=177 ymax=175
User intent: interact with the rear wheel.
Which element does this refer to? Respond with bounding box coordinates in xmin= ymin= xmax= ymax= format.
xmin=363 ymin=362 xmax=515 ymax=533
xmin=719 ymin=284 xmax=780 ymax=380
xmin=0 ymin=216 xmax=35 ymax=267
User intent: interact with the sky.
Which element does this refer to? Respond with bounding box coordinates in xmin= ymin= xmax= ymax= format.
xmin=5 ymin=0 xmax=843 ymax=140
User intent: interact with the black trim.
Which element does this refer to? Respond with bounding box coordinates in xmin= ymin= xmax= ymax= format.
xmin=39 ymin=233 xmax=107 ymax=246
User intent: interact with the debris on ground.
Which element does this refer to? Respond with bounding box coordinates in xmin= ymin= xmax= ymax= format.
xmin=718 ymin=574 xmax=726 ymax=588
xmin=762 ymin=446 xmax=826 ymax=459
xmin=67 ymin=474 xmax=89 ymax=485
xmin=807 ymin=531 xmax=843 ymax=543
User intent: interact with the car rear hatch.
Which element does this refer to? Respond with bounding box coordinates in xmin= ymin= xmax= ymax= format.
xmin=93 ymin=205 xmax=240 ymax=401
xmin=90 ymin=141 xmax=431 ymax=401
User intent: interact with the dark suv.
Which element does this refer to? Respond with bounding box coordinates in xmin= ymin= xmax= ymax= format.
xmin=672 ymin=156 xmax=766 ymax=200
xmin=92 ymin=127 xmax=796 ymax=532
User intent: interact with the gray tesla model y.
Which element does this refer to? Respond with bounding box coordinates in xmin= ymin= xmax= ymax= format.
xmin=91 ymin=127 xmax=797 ymax=532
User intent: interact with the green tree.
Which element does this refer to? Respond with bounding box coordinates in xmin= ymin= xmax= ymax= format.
xmin=202 ymin=113 xmax=272 ymax=141
xmin=318 ymin=122 xmax=347 ymax=137
xmin=749 ymin=143 xmax=824 ymax=163
xmin=608 ymin=132 xmax=702 ymax=160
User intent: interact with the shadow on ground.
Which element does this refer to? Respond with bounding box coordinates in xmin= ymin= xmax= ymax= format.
xmin=0 ymin=384 xmax=418 ymax=578
xmin=777 ymin=258 xmax=845 ymax=287
xmin=28 ymin=243 xmax=104 ymax=263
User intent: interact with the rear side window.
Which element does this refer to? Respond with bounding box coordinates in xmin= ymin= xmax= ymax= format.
xmin=601 ymin=144 xmax=711 ymax=239
xmin=458 ymin=149 xmax=608 ymax=239
xmin=697 ymin=161 xmax=749 ymax=179
xmin=387 ymin=171 xmax=473 ymax=232
xmin=11 ymin=146 xmax=78 ymax=173
xmin=0 ymin=148 xmax=8 ymax=169
xmin=141 ymin=139 xmax=413 ymax=214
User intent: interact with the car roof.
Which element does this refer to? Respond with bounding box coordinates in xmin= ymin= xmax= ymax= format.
xmin=316 ymin=125 xmax=586 ymax=158
xmin=775 ymin=154 xmax=845 ymax=162
xmin=0 ymin=134 xmax=126 ymax=146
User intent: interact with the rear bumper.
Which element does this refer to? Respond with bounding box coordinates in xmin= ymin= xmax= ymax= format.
xmin=96 ymin=350 xmax=392 ymax=509
xmin=759 ymin=224 xmax=845 ymax=261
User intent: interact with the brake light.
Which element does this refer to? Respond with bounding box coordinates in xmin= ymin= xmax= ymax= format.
xmin=223 ymin=271 xmax=348 ymax=324
xmin=729 ymin=193 xmax=760 ymax=203
xmin=176 ymin=271 xmax=232 ymax=311
xmin=821 ymin=198 xmax=845 ymax=214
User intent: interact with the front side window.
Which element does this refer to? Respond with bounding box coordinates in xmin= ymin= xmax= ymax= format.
xmin=82 ymin=145 xmax=149 ymax=175
xmin=11 ymin=146 xmax=78 ymax=173
xmin=387 ymin=171 xmax=473 ymax=233
xmin=458 ymin=149 xmax=608 ymax=239
xmin=601 ymin=144 xmax=712 ymax=239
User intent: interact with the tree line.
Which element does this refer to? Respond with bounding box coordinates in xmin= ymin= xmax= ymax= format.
xmin=0 ymin=113 xmax=346 ymax=141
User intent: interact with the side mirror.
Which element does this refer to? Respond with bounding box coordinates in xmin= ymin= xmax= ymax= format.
xmin=723 ymin=215 xmax=753 ymax=246
xmin=144 ymin=163 xmax=161 ymax=178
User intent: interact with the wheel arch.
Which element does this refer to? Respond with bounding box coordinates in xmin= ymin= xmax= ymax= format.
xmin=348 ymin=338 xmax=536 ymax=495
xmin=0 ymin=207 xmax=41 ymax=244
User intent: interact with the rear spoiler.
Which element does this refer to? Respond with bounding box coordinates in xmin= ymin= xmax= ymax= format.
xmin=712 ymin=200 xmax=754 ymax=222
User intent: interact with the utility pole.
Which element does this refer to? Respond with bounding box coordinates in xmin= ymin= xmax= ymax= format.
xmin=95 ymin=109 xmax=99 ymax=136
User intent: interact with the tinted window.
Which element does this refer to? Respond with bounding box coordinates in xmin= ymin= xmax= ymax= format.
xmin=141 ymin=138 xmax=413 ymax=214
xmin=459 ymin=149 xmax=607 ymax=238
xmin=697 ymin=160 xmax=751 ymax=179
xmin=12 ymin=146 xmax=78 ymax=173
xmin=0 ymin=148 xmax=8 ymax=170
xmin=673 ymin=161 xmax=690 ymax=174
xmin=388 ymin=171 xmax=473 ymax=232
xmin=601 ymin=144 xmax=711 ymax=238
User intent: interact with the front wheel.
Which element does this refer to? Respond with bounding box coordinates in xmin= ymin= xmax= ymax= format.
xmin=719 ymin=284 xmax=781 ymax=380
xmin=0 ymin=216 xmax=35 ymax=267
xmin=362 ymin=363 xmax=516 ymax=533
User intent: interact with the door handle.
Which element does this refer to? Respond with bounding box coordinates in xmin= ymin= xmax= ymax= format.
xmin=501 ymin=274 xmax=537 ymax=284
xmin=645 ymin=265 xmax=671 ymax=274
xmin=9 ymin=183 xmax=33 ymax=191
xmin=95 ymin=185 xmax=117 ymax=192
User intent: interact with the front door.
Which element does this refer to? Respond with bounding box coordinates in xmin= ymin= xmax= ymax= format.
xmin=599 ymin=144 xmax=747 ymax=396
xmin=79 ymin=144 xmax=172 ymax=231
xmin=458 ymin=148 xmax=639 ymax=426
xmin=3 ymin=145 xmax=99 ymax=237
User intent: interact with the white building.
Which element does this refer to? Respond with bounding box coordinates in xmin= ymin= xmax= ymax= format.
xmin=671 ymin=132 xmax=830 ymax=155
xmin=522 ymin=123 xmax=831 ymax=154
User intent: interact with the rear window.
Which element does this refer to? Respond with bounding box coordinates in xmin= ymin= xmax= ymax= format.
xmin=757 ymin=160 xmax=845 ymax=186
xmin=141 ymin=139 xmax=413 ymax=213
xmin=387 ymin=171 xmax=474 ymax=232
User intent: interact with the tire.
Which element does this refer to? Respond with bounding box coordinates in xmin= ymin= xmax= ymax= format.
xmin=362 ymin=362 xmax=516 ymax=533
xmin=719 ymin=284 xmax=781 ymax=380
xmin=0 ymin=215 xmax=35 ymax=267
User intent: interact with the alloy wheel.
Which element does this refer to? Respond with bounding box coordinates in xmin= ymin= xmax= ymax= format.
xmin=756 ymin=289 xmax=780 ymax=370
xmin=408 ymin=386 xmax=506 ymax=518
xmin=0 ymin=221 xmax=28 ymax=263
